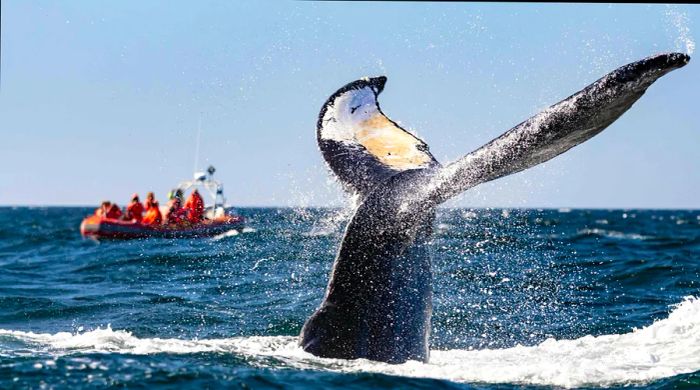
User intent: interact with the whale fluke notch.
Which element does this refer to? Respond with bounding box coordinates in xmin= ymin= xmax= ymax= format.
xmin=424 ymin=52 xmax=690 ymax=205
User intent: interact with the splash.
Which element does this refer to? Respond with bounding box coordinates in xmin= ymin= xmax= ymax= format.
xmin=305 ymin=206 xmax=353 ymax=237
xmin=1 ymin=297 xmax=699 ymax=388
xmin=666 ymin=6 xmax=695 ymax=55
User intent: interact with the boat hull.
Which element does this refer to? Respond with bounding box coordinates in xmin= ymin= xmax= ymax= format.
xmin=80 ymin=215 xmax=245 ymax=239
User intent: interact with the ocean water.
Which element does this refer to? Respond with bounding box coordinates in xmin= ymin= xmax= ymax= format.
xmin=0 ymin=206 xmax=699 ymax=389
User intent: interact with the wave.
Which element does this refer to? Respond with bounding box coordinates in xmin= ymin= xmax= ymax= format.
xmin=1 ymin=297 xmax=699 ymax=388
xmin=576 ymin=228 xmax=652 ymax=241
xmin=211 ymin=227 xmax=257 ymax=241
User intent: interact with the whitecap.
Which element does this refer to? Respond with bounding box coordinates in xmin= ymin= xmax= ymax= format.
xmin=211 ymin=229 xmax=239 ymax=240
xmin=577 ymin=228 xmax=651 ymax=241
xmin=2 ymin=298 xmax=700 ymax=387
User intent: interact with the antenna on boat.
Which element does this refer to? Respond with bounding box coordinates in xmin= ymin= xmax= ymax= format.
xmin=193 ymin=112 xmax=203 ymax=173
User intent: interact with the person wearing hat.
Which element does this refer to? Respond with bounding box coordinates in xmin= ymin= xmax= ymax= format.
xmin=125 ymin=193 xmax=145 ymax=222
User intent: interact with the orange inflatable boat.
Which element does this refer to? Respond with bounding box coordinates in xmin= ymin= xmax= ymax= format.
xmin=80 ymin=214 xmax=245 ymax=239
xmin=81 ymin=166 xmax=246 ymax=239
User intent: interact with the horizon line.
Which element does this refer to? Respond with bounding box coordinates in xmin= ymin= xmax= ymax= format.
xmin=1 ymin=204 xmax=699 ymax=211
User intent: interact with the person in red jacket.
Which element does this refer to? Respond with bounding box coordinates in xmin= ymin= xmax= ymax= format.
xmin=142 ymin=192 xmax=162 ymax=226
xmin=125 ymin=193 xmax=145 ymax=222
xmin=105 ymin=203 xmax=122 ymax=219
xmin=184 ymin=189 xmax=205 ymax=223
xmin=165 ymin=197 xmax=187 ymax=225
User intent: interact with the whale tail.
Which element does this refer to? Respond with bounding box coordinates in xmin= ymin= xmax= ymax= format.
xmin=316 ymin=53 xmax=690 ymax=204
xmin=304 ymin=52 xmax=690 ymax=364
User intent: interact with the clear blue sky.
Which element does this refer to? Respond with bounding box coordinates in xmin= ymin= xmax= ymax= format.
xmin=1 ymin=2 xmax=698 ymax=208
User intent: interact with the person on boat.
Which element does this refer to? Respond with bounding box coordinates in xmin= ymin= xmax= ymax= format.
xmin=145 ymin=192 xmax=156 ymax=207
xmin=165 ymin=197 xmax=188 ymax=225
xmin=95 ymin=201 xmax=111 ymax=218
xmin=168 ymin=188 xmax=184 ymax=204
xmin=125 ymin=193 xmax=145 ymax=222
xmin=105 ymin=203 xmax=123 ymax=219
xmin=184 ymin=189 xmax=205 ymax=223
xmin=142 ymin=193 xmax=162 ymax=225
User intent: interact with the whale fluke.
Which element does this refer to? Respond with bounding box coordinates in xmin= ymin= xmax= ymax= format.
xmin=425 ymin=52 xmax=690 ymax=205
xmin=301 ymin=52 xmax=690 ymax=364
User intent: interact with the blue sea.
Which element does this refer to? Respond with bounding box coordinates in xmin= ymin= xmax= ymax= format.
xmin=0 ymin=206 xmax=699 ymax=389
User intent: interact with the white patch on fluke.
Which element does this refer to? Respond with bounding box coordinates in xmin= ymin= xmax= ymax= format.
xmin=1 ymin=297 xmax=699 ymax=388
xmin=320 ymin=83 xmax=433 ymax=170
xmin=320 ymin=86 xmax=379 ymax=142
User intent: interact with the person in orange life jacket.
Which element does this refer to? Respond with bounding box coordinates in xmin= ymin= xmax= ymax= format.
xmin=142 ymin=193 xmax=162 ymax=226
xmin=184 ymin=189 xmax=205 ymax=223
xmin=125 ymin=193 xmax=145 ymax=222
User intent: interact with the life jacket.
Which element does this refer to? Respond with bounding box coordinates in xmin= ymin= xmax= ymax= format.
xmin=126 ymin=201 xmax=145 ymax=222
xmin=106 ymin=204 xmax=123 ymax=219
xmin=165 ymin=199 xmax=187 ymax=225
xmin=184 ymin=191 xmax=205 ymax=223
xmin=142 ymin=201 xmax=162 ymax=225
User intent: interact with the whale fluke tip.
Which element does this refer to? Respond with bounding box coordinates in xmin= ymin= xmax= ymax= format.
xmin=369 ymin=76 xmax=387 ymax=93
xmin=646 ymin=52 xmax=690 ymax=71
xmin=663 ymin=52 xmax=690 ymax=67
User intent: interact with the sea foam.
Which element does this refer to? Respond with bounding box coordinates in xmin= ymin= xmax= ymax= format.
xmin=1 ymin=297 xmax=699 ymax=388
